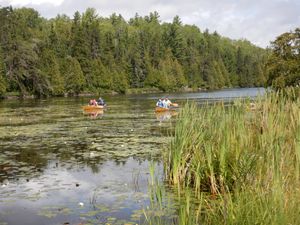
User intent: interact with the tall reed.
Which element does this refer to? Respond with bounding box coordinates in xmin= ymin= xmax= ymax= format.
xmin=164 ymin=88 xmax=300 ymax=224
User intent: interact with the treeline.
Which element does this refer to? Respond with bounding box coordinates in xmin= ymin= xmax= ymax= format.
xmin=0 ymin=6 xmax=267 ymax=97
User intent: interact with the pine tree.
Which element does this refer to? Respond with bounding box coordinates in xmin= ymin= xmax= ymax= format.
xmin=163 ymin=16 xmax=184 ymax=61
xmin=172 ymin=59 xmax=186 ymax=88
xmin=70 ymin=11 xmax=90 ymax=61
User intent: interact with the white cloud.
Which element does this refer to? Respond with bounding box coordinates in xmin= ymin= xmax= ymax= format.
xmin=7 ymin=0 xmax=63 ymax=6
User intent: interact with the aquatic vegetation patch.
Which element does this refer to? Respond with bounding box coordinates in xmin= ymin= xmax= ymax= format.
xmin=38 ymin=206 xmax=73 ymax=218
xmin=0 ymin=96 xmax=175 ymax=224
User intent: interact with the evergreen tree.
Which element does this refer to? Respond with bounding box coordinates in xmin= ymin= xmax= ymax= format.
xmin=144 ymin=65 xmax=160 ymax=88
xmin=48 ymin=23 xmax=59 ymax=53
xmin=163 ymin=16 xmax=184 ymax=60
xmin=62 ymin=56 xmax=85 ymax=95
xmin=91 ymin=59 xmax=113 ymax=90
xmin=71 ymin=11 xmax=89 ymax=61
xmin=154 ymin=50 xmax=186 ymax=91
xmin=0 ymin=46 xmax=7 ymax=97
xmin=50 ymin=58 xmax=64 ymax=96
xmin=51 ymin=14 xmax=72 ymax=58
xmin=40 ymin=49 xmax=64 ymax=96
xmin=172 ymin=58 xmax=186 ymax=88
xmin=253 ymin=62 xmax=265 ymax=86
xmin=112 ymin=69 xmax=129 ymax=93
xmin=129 ymin=32 xmax=147 ymax=88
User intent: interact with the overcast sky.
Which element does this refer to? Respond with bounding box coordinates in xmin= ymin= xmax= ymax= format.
xmin=1 ymin=0 xmax=299 ymax=48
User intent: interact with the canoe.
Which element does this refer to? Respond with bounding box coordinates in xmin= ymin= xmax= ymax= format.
xmin=171 ymin=103 xmax=178 ymax=107
xmin=82 ymin=105 xmax=105 ymax=110
xmin=155 ymin=107 xmax=177 ymax=112
xmin=155 ymin=110 xmax=178 ymax=117
xmin=83 ymin=109 xmax=104 ymax=118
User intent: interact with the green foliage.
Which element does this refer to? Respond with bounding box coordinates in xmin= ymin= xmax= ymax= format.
xmin=112 ymin=69 xmax=129 ymax=93
xmin=6 ymin=39 xmax=50 ymax=97
xmin=0 ymin=6 xmax=268 ymax=97
xmin=267 ymin=28 xmax=300 ymax=89
xmin=61 ymin=56 xmax=85 ymax=95
xmin=163 ymin=16 xmax=184 ymax=60
xmin=40 ymin=49 xmax=64 ymax=96
xmin=145 ymin=50 xmax=186 ymax=91
xmin=0 ymin=46 xmax=7 ymax=97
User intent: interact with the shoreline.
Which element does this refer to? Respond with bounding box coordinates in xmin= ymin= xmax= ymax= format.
xmin=1 ymin=86 xmax=261 ymax=101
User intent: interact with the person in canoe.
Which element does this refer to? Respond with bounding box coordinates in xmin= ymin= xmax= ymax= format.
xmin=165 ymin=98 xmax=172 ymax=108
xmin=89 ymin=99 xmax=98 ymax=106
xmin=97 ymin=97 xmax=106 ymax=106
xmin=156 ymin=99 xmax=163 ymax=107
xmin=165 ymin=97 xmax=178 ymax=108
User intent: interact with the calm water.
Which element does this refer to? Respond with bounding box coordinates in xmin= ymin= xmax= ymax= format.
xmin=0 ymin=88 xmax=264 ymax=225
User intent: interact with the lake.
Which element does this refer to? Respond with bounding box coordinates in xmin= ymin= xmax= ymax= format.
xmin=0 ymin=88 xmax=265 ymax=225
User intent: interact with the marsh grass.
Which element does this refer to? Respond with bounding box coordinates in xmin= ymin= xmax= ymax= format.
xmin=144 ymin=162 xmax=202 ymax=225
xmin=160 ymin=88 xmax=300 ymax=224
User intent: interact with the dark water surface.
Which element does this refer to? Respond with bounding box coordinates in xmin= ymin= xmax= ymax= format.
xmin=0 ymin=88 xmax=264 ymax=225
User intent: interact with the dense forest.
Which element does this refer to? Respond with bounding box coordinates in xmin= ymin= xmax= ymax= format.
xmin=0 ymin=6 xmax=268 ymax=97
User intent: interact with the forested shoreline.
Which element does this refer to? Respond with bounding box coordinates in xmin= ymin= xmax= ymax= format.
xmin=0 ymin=6 xmax=268 ymax=98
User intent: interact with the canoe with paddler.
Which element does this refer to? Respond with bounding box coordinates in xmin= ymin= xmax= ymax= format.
xmin=155 ymin=98 xmax=179 ymax=112
xmin=83 ymin=97 xmax=106 ymax=111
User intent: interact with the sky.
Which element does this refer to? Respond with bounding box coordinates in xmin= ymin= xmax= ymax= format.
xmin=1 ymin=0 xmax=299 ymax=48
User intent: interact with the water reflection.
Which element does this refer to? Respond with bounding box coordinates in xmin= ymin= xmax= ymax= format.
xmin=83 ymin=109 xmax=104 ymax=119
xmin=0 ymin=88 xmax=264 ymax=224
xmin=155 ymin=111 xmax=178 ymax=122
